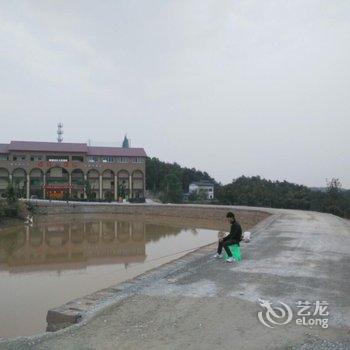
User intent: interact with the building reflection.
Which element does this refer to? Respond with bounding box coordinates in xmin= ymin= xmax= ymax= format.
xmin=0 ymin=219 xmax=146 ymax=272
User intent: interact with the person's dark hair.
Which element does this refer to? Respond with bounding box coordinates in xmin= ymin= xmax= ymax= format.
xmin=226 ymin=212 xmax=235 ymax=219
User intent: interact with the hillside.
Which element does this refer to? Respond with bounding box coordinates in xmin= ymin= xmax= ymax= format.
xmin=145 ymin=158 xmax=350 ymax=218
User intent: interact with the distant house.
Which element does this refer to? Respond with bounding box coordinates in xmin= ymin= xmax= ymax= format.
xmin=188 ymin=181 xmax=215 ymax=200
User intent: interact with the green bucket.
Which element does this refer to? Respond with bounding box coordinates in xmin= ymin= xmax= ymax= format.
xmin=223 ymin=244 xmax=241 ymax=261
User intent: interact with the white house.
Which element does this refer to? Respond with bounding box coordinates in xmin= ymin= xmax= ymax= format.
xmin=189 ymin=181 xmax=215 ymax=200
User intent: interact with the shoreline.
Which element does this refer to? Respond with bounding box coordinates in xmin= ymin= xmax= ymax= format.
xmin=0 ymin=203 xmax=272 ymax=343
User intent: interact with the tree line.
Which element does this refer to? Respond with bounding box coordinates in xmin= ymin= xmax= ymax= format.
xmin=216 ymin=176 xmax=350 ymax=218
xmin=146 ymin=157 xmax=216 ymax=203
xmin=146 ymin=158 xmax=350 ymax=218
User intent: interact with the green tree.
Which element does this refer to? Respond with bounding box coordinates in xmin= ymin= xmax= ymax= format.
xmin=188 ymin=191 xmax=198 ymax=202
xmin=197 ymin=188 xmax=208 ymax=201
xmin=146 ymin=157 xmax=216 ymax=193
xmin=5 ymin=183 xmax=17 ymax=205
xmin=324 ymin=178 xmax=343 ymax=216
xmin=160 ymin=174 xmax=183 ymax=203
xmin=215 ymin=175 xmax=350 ymax=219
xmin=118 ymin=181 xmax=127 ymax=199
xmin=84 ymin=180 xmax=95 ymax=201
xmin=4 ymin=183 xmax=19 ymax=217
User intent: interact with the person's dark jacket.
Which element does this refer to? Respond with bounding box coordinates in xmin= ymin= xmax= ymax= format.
xmin=223 ymin=220 xmax=242 ymax=244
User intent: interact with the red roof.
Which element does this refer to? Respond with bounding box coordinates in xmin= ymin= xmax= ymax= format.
xmin=9 ymin=141 xmax=88 ymax=153
xmin=2 ymin=141 xmax=147 ymax=157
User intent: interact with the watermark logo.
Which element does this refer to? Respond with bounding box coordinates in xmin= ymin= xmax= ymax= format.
xmin=257 ymin=299 xmax=329 ymax=329
xmin=257 ymin=298 xmax=293 ymax=328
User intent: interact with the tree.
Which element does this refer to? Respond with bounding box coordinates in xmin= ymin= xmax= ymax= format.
xmin=188 ymin=191 xmax=198 ymax=202
xmin=4 ymin=183 xmax=19 ymax=217
xmin=118 ymin=181 xmax=127 ymax=199
xmin=326 ymin=178 xmax=342 ymax=196
xmin=324 ymin=178 xmax=343 ymax=216
xmin=160 ymin=173 xmax=183 ymax=203
xmin=5 ymin=183 xmax=17 ymax=205
xmin=146 ymin=157 xmax=216 ymax=193
xmin=84 ymin=180 xmax=95 ymax=201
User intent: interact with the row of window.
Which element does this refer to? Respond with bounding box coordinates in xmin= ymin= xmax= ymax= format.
xmin=88 ymin=156 xmax=144 ymax=164
xmin=0 ymin=154 xmax=145 ymax=163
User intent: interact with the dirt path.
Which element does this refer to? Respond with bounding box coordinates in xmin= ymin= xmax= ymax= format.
xmin=2 ymin=209 xmax=350 ymax=349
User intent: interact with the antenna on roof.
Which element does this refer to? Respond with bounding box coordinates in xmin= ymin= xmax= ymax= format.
xmin=57 ymin=123 xmax=63 ymax=143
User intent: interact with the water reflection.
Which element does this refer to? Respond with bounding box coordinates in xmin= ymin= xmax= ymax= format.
xmin=0 ymin=214 xmax=215 ymax=338
xmin=0 ymin=220 xmax=158 ymax=271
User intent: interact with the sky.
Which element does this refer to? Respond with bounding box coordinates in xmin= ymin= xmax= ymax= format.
xmin=0 ymin=0 xmax=349 ymax=188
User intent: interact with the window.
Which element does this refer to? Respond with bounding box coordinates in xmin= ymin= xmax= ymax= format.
xmin=30 ymin=155 xmax=42 ymax=161
xmin=87 ymin=156 xmax=98 ymax=163
xmin=115 ymin=156 xmax=129 ymax=163
xmin=46 ymin=155 xmax=69 ymax=162
xmin=132 ymin=157 xmax=144 ymax=163
xmin=72 ymin=155 xmax=84 ymax=162
xmin=0 ymin=154 xmax=9 ymax=161
xmin=13 ymin=154 xmax=26 ymax=161
xmin=30 ymin=178 xmax=42 ymax=186
xmin=101 ymin=156 xmax=114 ymax=163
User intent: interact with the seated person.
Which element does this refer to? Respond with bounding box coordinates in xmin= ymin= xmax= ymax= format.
xmin=214 ymin=212 xmax=242 ymax=262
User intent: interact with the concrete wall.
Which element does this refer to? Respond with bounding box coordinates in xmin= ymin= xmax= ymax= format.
xmin=30 ymin=201 xmax=271 ymax=232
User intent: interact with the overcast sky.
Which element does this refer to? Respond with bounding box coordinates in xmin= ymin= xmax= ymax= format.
xmin=0 ymin=0 xmax=349 ymax=187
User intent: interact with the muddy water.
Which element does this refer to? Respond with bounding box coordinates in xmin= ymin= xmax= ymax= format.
xmin=0 ymin=214 xmax=219 ymax=338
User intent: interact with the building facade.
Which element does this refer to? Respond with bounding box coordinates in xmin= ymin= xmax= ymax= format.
xmin=0 ymin=141 xmax=147 ymax=200
xmin=189 ymin=181 xmax=215 ymax=200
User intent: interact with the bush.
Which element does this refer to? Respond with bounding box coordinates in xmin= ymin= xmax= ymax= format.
xmin=0 ymin=200 xmax=5 ymax=220
xmin=4 ymin=202 xmax=19 ymax=218
xmin=105 ymin=191 xmax=114 ymax=202
xmin=0 ymin=183 xmax=22 ymax=219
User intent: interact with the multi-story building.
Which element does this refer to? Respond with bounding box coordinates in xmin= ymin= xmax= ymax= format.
xmin=0 ymin=140 xmax=147 ymax=200
xmin=189 ymin=180 xmax=215 ymax=200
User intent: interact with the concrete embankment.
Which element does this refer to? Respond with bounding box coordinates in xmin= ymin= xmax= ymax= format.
xmin=30 ymin=200 xmax=270 ymax=232
xmin=32 ymin=199 xmax=265 ymax=216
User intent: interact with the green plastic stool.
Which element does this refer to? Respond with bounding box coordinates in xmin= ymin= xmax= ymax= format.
xmin=223 ymin=244 xmax=241 ymax=261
